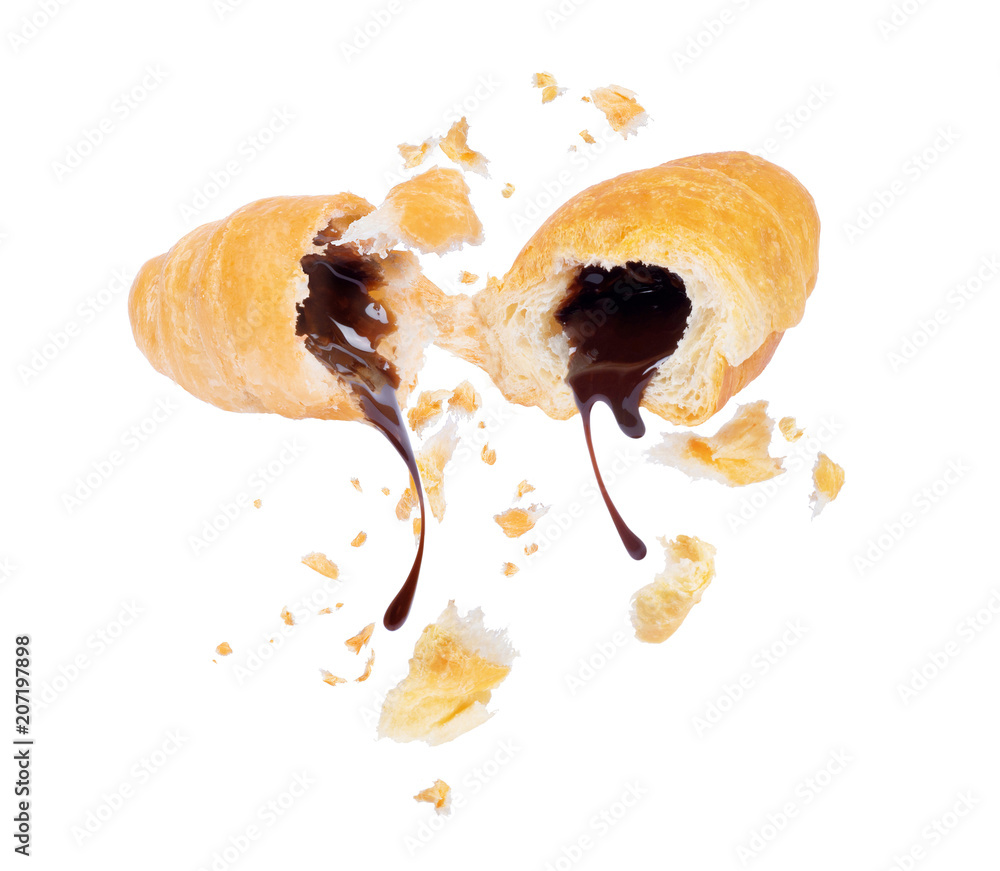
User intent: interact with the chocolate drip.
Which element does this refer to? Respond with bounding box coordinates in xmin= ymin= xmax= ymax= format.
xmin=555 ymin=262 xmax=692 ymax=560
xmin=295 ymin=244 xmax=425 ymax=630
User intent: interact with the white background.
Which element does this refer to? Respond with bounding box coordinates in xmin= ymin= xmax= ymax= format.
xmin=2 ymin=0 xmax=999 ymax=868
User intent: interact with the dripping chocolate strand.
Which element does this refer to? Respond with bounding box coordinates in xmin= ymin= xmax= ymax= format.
xmin=555 ymin=262 xmax=692 ymax=560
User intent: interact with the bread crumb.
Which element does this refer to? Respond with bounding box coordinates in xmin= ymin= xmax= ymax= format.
xmin=407 ymin=389 xmax=451 ymax=435
xmin=356 ymin=649 xmax=376 ymax=682
xmin=378 ymin=601 xmax=517 ymax=745
xmin=524 ymin=542 xmax=538 ymax=556
xmin=381 ymin=487 xmax=390 ymax=496
xmin=632 ymin=536 xmax=716 ymax=643
xmin=396 ymin=483 xmax=418 ymax=520
xmin=320 ymin=669 xmax=346 ymax=687
xmin=779 ymin=416 xmax=805 ymax=442
xmin=317 ymin=607 xmax=333 ymax=615
xmin=501 ymin=562 xmax=519 ymax=576
xmin=458 ymin=270 xmax=479 ymax=285
xmin=501 ymin=182 xmax=515 ymax=198
xmin=414 ymin=779 xmax=452 ymax=815
xmin=477 ymin=421 xmax=486 ymax=429
xmin=494 ymin=503 xmax=549 ymax=538
xmin=280 ymin=607 xmax=295 ymax=626
xmin=345 ymin=622 xmax=375 ymax=655
xmin=581 ymin=95 xmax=591 ymax=102
xmin=439 ymin=117 xmax=490 ymax=177
xmin=253 ymin=499 xmax=262 ymax=509
xmin=649 ymin=401 xmax=784 ymax=486
xmin=215 ymin=642 xmax=232 ymax=656
xmin=482 ymin=444 xmax=497 ymax=465
xmin=342 ymin=166 xmax=484 ymax=256
xmin=811 ymin=453 xmax=845 ymax=517
xmin=448 ymin=380 xmax=481 ymax=416
xmin=579 ymin=129 xmax=597 ymax=144
xmin=350 ymin=477 xmax=362 ymax=492
xmin=302 ymin=552 xmax=339 ymax=580
xmin=398 ymin=138 xmax=438 ymax=169
xmin=419 ymin=419 xmax=460 ymax=521
xmin=351 ymin=531 xmax=367 ymax=547
xmin=532 ymin=71 xmax=567 ymax=103
xmin=516 ymin=479 xmax=535 ymax=498
xmin=589 ymin=84 xmax=649 ymax=138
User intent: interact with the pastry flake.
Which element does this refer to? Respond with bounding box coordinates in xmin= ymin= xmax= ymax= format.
xmin=494 ymin=503 xmax=549 ymax=538
xmin=215 ymin=642 xmax=232 ymax=657
xmin=447 ymin=380 xmax=481 ymax=416
xmin=458 ymin=270 xmax=479 ymax=285
xmin=482 ymin=444 xmax=497 ymax=465
xmin=810 ymin=453 xmax=845 ymax=517
xmin=350 ymin=477 xmax=362 ymax=492
xmin=280 ymin=607 xmax=295 ymax=626
xmin=779 ymin=416 xmax=804 ymax=442
xmin=516 ymin=479 xmax=535 ymax=498
xmin=439 ymin=117 xmax=490 ymax=177
xmin=524 ymin=542 xmax=538 ymax=556
xmin=378 ymin=601 xmax=517 ymax=745
xmin=631 ymin=536 xmax=716 ymax=643
xmin=589 ymin=85 xmax=649 ymax=138
xmin=342 ymin=167 xmax=484 ymax=256
xmin=418 ymin=419 xmax=460 ymax=522
xmin=350 ymin=531 xmax=367 ymax=548
xmin=532 ymin=71 xmax=567 ymax=103
xmin=579 ymin=129 xmax=596 ymax=144
xmin=407 ymin=388 xmax=451 ymax=436
xmin=414 ymin=779 xmax=452 ymax=815
xmin=398 ymin=138 xmax=438 ymax=169
xmin=253 ymin=498 xmax=262 ymax=509
xmin=648 ymin=401 xmax=784 ymax=486
xmin=302 ymin=552 xmax=340 ymax=580
xmin=356 ymin=649 xmax=375 ymax=682
xmin=320 ymin=669 xmax=346 ymax=687
xmin=501 ymin=183 xmax=515 ymax=198
xmin=345 ymin=622 xmax=375 ymax=654
xmin=396 ymin=483 xmax=418 ymax=521
xmin=501 ymin=562 xmax=519 ymax=577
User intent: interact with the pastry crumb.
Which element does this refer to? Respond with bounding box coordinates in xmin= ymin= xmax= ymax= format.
xmin=379 ymin=601 xmax=516 ymax=745
xmin=413 ymin=516 xmax=422 ymax=541
xmin=407 ymin=389 xmax=451 ymax=435
xmin=317 ymin=607 xmax=333 ymax=615
xmin=345 ymin=622 xmax=375 ymax=655
xmin=448 ymin=380 xmax=481 ymax=416
xmin=396 ymin=482 xmax=418 ymax=520
xmin=516 ymin=479 xmax=535 ymax=498
xmin=501 ymin=562 xmax=519 ymax=577
xmin=215 ymin=642 xmax=232 ymax=657
xmin=532 ymin=71 xmax=567 ymax=103
xmin=579 ymin=129 xmax=596 ymax=144
xmin=320 ymin=669 xmax=346 ymax=687
xmin=524 ymin=542 xmax=538 ymax=556
xmin=253 ymin=498 xmax=262 ymax=509
xmin=482 ymin=444 xmax=497 ymax=465
xmin=458 ymin=270 xmax=479 ymax=285
xmin=302 ymin=552 xmax=340 ymax=580
xmin=632 ymin=536 xmax=716 ymax=644
xmin=494 ymin=503 xmax=549 ymax=538
xmin=355 ymin=649 xmax=375 ymax=682
xmin=440 ymin=117 xmax=490 ymax=177
xmin=419 ymin=419 xmax=460 ymax=521
xmin=398 ymin=138 xmax=438 ymax=169
xmin=811 ymin=453 xmax=845 ymax=517
xmin=351 ymin=531 xmax=367 ymax=548
xmin=381 ymin=487 xmax=390 ymax=496
xmin=280 ymin=607 xmax=295 ymax=626
xmin=649 ymin=401 xmax=784 ymax=486
xmin=589 ymin=84 xmax=649 ymax=138
xmin=414 ymin=779 xmax=452 ymax=815
xmin=477 ymin=421 xmax=486 ymax=429
xmin=779 ymin=416 xmax=805 ymax=442
xmin=501 ymin=182 xmax=515 ymax=198
xmin=350 ymin=477 xmax=362 ymax=492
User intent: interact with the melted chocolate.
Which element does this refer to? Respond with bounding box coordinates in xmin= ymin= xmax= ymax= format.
xmin=295 ymin=244 xmax=425 ymax=631
xmin=555 ymin=262 xmax=692 ymax=560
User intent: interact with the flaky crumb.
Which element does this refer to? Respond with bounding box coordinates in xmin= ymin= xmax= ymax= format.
xmin=407 ymin=389 xmax=451 ymax=436
xmin=501 ymin=562 xmax=519 ymax=576
xmin=381 ymin=487 xmax=390 ymax=496
xmin=317 ymin=607 xmax=333 ymax=615
xmin=631 ymin=536 xmax=716 ymax=643
xmin=398 ymin=138 xmax=438 ymax=169
xmin=413 ymin=517 xmax=422 ymax=542
xmin=215 ymin=642 xmax=232 ymax=657
xmin=648 ymin=401 xmax=784 ymax=486
xmin=253 ymin=499 xmax=262 ymax=509
xmin=579 ymin=129 xmax=596 ymax=144
xmin=280 ymin=607 xmax=295 ymax=626
xmin=458 ymin=270 xmax=479 ymax=285
xmin=320 ymin=669 xmax=346 ymax=687
xmin=524 ymin=543 xmax=538 ymax=556
xmin=378 ymin=601 xmax=517 ymax=745
xmin=494 ymin=503 xmax=549 ymax=538
xmin=440 ymin=117 xmax=490 ymax=177
xmin=419 ymin=419 xmax=460 ymax=522
xmin=396 ymin=483 xmax=418 ymax=521
xmin=779 ymin=416 xmax=805 ymax=442
xmin=482 ymin=444 xmax=497 ymax=465
xmin=516 ymin=479 xmax=535 ymax=498
xmin=448 ymin=380 xmax=481 ymax=416
xmin=351 ymin=531 xmax=368 ymax=548
xmin=532 ymin=71 xmax=567 ymax=103
xmin=589 ymin=84 xmax=649 ymax=138
xmin=302 ymin=552 xmax=340 ymax=580
xmin=477 ymin=421 xmax=486 ymax=429
xmin=501 ymin=182 xmax=515 ymax=198
xmin=810 ymin=453 xmax=845 ymax=517
xmin=581 ymin=96 xmax=591 ymax=102
xmin=414 ymin=779 xmax=452 ymax=815
xmin=356 ymin=649 xmax=375 ymax=683
xmin=350 ymin=477 xmax=362 ymax=492
xmin=345 ymin=622 xmax=375 ymax=655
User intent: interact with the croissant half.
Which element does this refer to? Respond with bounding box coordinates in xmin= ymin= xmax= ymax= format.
xmin=441 ymin=151 xmax=820 ymax=426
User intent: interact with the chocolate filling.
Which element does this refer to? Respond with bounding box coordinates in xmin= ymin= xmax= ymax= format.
xmin=295 ymin=241 xmax=425 ymax=631
xmin=555 ymin=262 xmax=692 ymax=560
